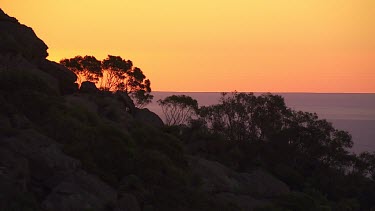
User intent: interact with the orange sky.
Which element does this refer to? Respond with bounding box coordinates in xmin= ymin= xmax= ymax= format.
xmin=1 ymin=0 xmax=374 ymax=92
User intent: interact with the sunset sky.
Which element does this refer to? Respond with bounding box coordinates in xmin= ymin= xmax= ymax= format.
xmin=1 ymin=0 xmax=374 ymax=92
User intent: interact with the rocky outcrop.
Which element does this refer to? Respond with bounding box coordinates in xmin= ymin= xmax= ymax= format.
xmin=0 ymin=54 xmax=60 ymax=94
xmin=38 ymin=59 xmax=78 ymax=94
xmin=114 ymin=193 xmax=141 ymax=211
xmin=0 ymin=8 xmax=296 ymax=211
xmin=116 ymin=91 xmax=136 ymax=113
xmin=134 ymin=108 xmax=164 ymax=128
xmin=0 ymin=9 xmax=18 ymax=23
xmin=0 ymin=149 xmax=35 ymax=211
xmin=115 ymin=91 xmax=164 ymax=127
xmin=0 ymin=9 xmax=47 ymax=61
xmin=0 ymin=9 xmax=78 ymax=95
xmin=189 ymin=156 xmax=290 ymax=210
xmin=0 ymin=128 xmax=118 ymax=211
xmin=80 ymin=81 xmax=99 ymax=93
xmin=42 ymin=170 xmax=117 ymax=211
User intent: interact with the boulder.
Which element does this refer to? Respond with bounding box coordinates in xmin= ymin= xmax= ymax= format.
xmin=0 ymin=9 xmax=18 ymax=23
xmin=0 ymin=148 xmax=29 ymax=194
xmin=188 ymin=156 xmax=290 ymax=210
xmin=0 ymin=9 xmax=48 ymax=62
xmin=1 ymin=130 xmax=81 ymax=199
xmin=0 ymin=148 xmax=36 ymax=210
xmin=0 ymin=9 xmax=79 ymax=95
xmin=0 ymin=9 xmax=78 ymax=95
xmin=134 ymin=108 xmax=164 ymax=128
xmin=64 ymin=95 xmax=99 ymax=115
xmin=188 ymin=156 xmax=289 ymax=197
xmin=214 ymin=192 xmax=267 ymax=211
xmin=80 ymin=81 xmax=99 ymax=93
xmin=234 ymin=169 xmax=291 ymax=198
xmin=42 ymin=170 xmax=117 ymax=211
xmin=116 ymin=91 xmax=136 ymax=113
xmin=188 ymin=156 xmax=241 ymax=193
xmin=38 ymin=60 xmax=78 ymax=94
xmin=0 ymin=129 xmax=118 ymax=211
xmin=0 ymin=54 xmax=60 ymax=94
xmin=114 ymin=193 xmax=141 ymax=211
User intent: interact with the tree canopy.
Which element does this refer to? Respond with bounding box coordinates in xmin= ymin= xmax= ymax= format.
xmin=158 ymin=92 xmax=375 ymax=209
xmin=60 ymin=55 xmax=102 ymax=84
xmin=60 ymin=55 xmax=153 ymax=107
xmin=158 ymin=95 xmax=198 ymax=126
xmin=198 ymin=92 xmax=354 ymax=170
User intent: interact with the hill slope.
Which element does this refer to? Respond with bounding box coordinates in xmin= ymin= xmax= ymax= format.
xmin=0 ymin=9 xmax=290 ymax=211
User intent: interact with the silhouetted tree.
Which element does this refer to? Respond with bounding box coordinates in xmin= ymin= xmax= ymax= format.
xmin=60 ymin=55 xmax=102 ymax=84
xmin=355 ymin=152 xmax=375 ymax=180
xmin=159 ymin=91 xmax=375 ymax=209
xmin=80 ymin=55 xmax=102 ymax=82
xmin=198 ymin=92 xmax=358 ymax=186
xmin=100 ymin=55 xmax=152 ymax=106
xmin=199 ymin=92 xmax=290 ymax=142
xmin=100 ymin=55 xmax=132 ymax=91
xmin=158 ymin=95 xmax=198 ymax=126
xmin=61 ymin=55 xmax=153 ymax=107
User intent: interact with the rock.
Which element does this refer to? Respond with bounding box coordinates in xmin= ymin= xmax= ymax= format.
xmin=188 ymin=156 xmax=240 ymax=193
xmin=65 ymin=92 xmax=134 ymax=127
xmin=188 ymin=156 xmax=290 ymax=210
xmin=2 ymin=130 xmax=80 ymax=173
xmin=0 ymin=54 xmax=60 ymax=94
xmin=0 ymin=148 xmax=29 ymax=194
xmin=42 ymin=170 xmax=117 ymax=211
xmin=0 ymin=9 xmax=48 ymax=62
xmin=0 ymin=129 xmax=118 ymax=211
xmin=0 ymin=9 xmax=78 ymax=95
xmin=0 ymin=148 xmax=37 ymax=210
xmin=234 ymin=169 xmax=290 ymax=198
xmin=116 ymin=91 xmax=136 ymax=113
xmin=189 ymin=156 xmax=289 ymax=197
xmin=38 ymin=60 xmax=78 ymax=94
xmin=0 ymin=9 xmax=18 ymax=23
xmin=134 ymin=108 xmax=164 ymax=128
xmin=114 ymin=193 xmax=141 ymax=211
xmin=64 ymin=95 xmax=99 ymax=115
xmin=119 ymin=175 xmax=144 ymax=192
xmin=1 ymin=130 xmax=81 ymax=199
xmin=80 ymin=81 xmax=98 ymax=93
xmin=214 ymin=192 xmax=267 ymax=211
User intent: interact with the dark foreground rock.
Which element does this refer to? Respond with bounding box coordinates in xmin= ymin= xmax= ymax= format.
xmin=80 ymin=81 xmax=99 ymax=93
xmin=134 ymin=108 xmax=164 ymax=128
xmin=0 ymin=9 xmax=47 ymax=61
xmin=0 ymin=129 xmax=118 ymax=211
xmin=38 ymin=59 xmax=78 ymax=94
xmin=189 ymin=156 xmax=290 ymax=210
xmin=42 ymin=170 xmax=117 ymax=211
xmin=0 ymin=9 xmax=77 ymax=95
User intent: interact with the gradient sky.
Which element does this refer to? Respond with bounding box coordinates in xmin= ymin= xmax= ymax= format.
xmin=1 ymin=0 xmax=374 ymax=92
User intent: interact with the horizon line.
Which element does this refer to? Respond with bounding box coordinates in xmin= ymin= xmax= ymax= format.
xmin=152 ymin=91 xmax=375 ymax=94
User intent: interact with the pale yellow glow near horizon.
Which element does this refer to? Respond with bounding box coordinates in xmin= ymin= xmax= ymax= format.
xmin=1 ymin=0 xmax=374 ymax=92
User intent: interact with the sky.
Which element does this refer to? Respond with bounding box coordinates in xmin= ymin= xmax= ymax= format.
xmin=1 ymin=0 xmax=375 ymax=93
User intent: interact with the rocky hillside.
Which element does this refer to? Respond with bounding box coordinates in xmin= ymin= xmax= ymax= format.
xmin=0 ymin=9 xmax=293 ymax=211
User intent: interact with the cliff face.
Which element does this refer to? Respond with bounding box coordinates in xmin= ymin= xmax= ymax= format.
xmin=0 ymin=9 xmax=47 ymax=60
xmin=0 ymin=9 xmax=77 ymax=94
xmin=0 ymin=9 xmax=289 ymax=211
xmin=0 ymin=9 xmax=126 ymax=210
